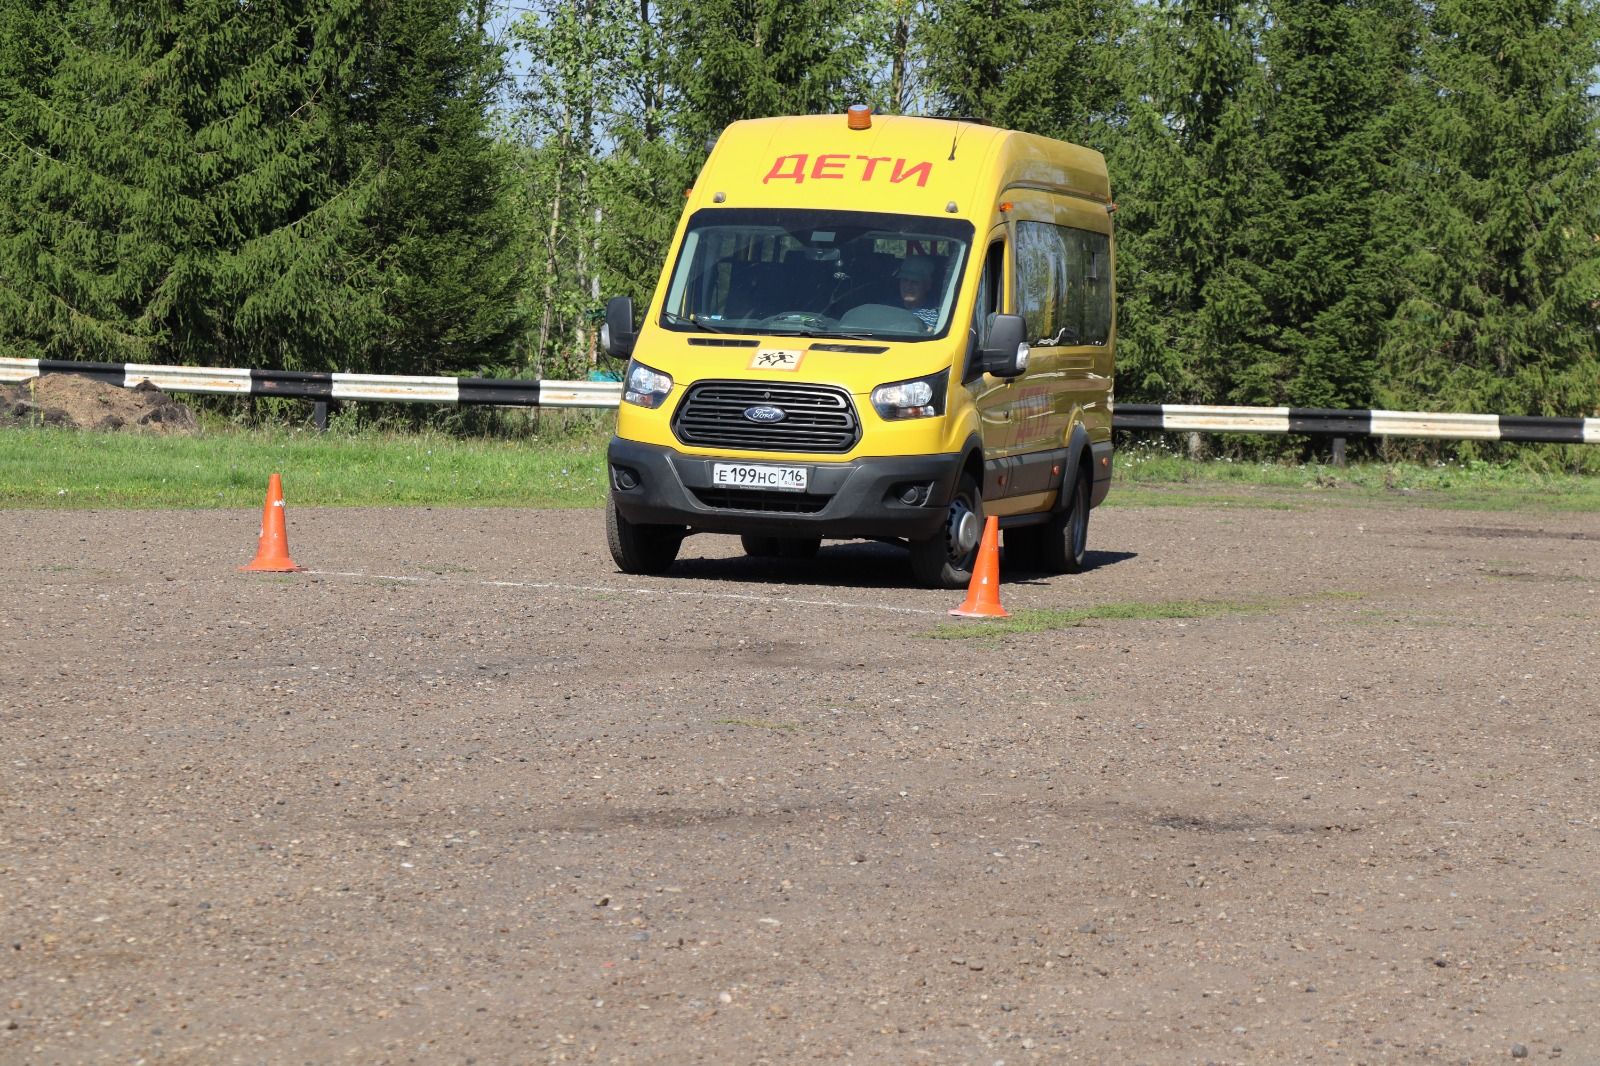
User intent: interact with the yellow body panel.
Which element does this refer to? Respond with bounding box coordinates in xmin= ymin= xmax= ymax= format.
xmin=617 ymin=112 xmax=1114 ymax=503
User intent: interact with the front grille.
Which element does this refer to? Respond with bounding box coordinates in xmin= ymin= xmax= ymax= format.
xmin=673 ymin=381 xmax=860 ymax=453
xmin=691 ymin=488 xmax=830 ymax=514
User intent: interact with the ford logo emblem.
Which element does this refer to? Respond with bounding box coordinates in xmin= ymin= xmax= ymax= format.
xmin=744 ymin=405 xmax=787 ymax=424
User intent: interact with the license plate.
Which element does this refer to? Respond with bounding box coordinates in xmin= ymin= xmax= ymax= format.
xmin=712 ymin=463 xmax=808 ymax=492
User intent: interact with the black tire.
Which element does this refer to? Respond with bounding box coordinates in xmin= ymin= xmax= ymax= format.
xmin=909 ymin=472 xmax=983 ymax=589
xmin=1042 ymin=467 xmax=1090 ymax=574
xmin=740 ymin=534 xmax=781 ymax=557
xmin=776 ymin=537 xmax=821 ymax=560
xmin=606 ymin=492 xmax=683 ymax=575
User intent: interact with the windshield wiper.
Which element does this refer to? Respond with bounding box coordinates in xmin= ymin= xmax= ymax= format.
xmin=764 ymin=327 xmax=883 ymax=341
xmin=661 ymin=311 xmax=733 ymax=334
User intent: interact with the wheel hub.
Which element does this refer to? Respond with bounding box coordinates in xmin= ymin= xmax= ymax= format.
xmin=948 ymin=502 xmax=981 ymax=556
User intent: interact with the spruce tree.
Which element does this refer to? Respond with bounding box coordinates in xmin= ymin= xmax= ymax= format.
xmin=1242 ymin=0 xmax=1416 ymax=410
xmin=338 ymin=0 xmax=525 ymax=377
xmin=161 ymin=2 xmax=387 ymax=372
xmin=0 ymin=2 xmax=382 ymax=367
xmin=1110 ymin=0 xmax=1272 ymax=407
xmin=1381 ymin=0 xmax=1600 ymax=422
xmin=0 ymin=1 xmax=524 ymax=375
xmin=0 ymin=0 xmax=178 ymax=361
xmin=658 ymin=0 xmax=876 ymax=148
xmin=918 ymin=0 xmax=1133 ymax=143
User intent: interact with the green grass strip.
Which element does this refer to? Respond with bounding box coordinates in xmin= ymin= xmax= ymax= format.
xmin=1111 ymin=449 xmax=1600 ymax=512
xmin=926 ymin=599 xmax=1264 ymax=639
xmin=0 ymin=426 xmax=610 ymax=509
xmin=5 ymin=423 xmax=1597 ymax=512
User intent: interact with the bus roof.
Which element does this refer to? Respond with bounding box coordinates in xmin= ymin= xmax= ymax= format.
xmin=690 ymin=114 xmax=1111 ymax=219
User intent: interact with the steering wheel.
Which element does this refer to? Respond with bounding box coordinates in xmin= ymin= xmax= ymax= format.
xmin=838 ymin=303 xmax=926 ymax=332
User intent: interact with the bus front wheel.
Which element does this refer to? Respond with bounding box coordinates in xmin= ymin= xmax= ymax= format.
xmin=910 ymin=473 xmax=982 ymax=589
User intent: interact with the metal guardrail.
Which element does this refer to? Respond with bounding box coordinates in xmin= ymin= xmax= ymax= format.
xmin=0 ymin=356 xmax=612 ymax=409
xmin=1114 ymin=404 xmax=1600 ymax=445
xmin=5 ymin=356 xmax=1597 ymax=443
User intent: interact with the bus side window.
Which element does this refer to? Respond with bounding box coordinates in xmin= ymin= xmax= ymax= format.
xmin=968 ymin=240 xmax=1006 ymax=379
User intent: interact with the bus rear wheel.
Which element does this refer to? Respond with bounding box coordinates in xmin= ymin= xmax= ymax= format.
xmin=1042 ymin=468 xmax=1090 ymax=574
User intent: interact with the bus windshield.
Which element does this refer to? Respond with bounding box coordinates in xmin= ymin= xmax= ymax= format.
xmin=658 ymin=208 xmax=974 ymax=342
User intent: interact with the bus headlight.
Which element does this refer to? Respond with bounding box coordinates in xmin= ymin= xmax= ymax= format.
xmin=871 ymin=372 xmax=947 ymax=420
xmin=622 ymin=360 xmax=673 ymax=409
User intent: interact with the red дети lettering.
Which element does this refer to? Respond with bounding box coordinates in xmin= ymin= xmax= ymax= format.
xmin=890 ymin=159 xmax=933 ymax=187
xmin=857 ymin=155 xmax=891 ymax=180
xmin=811 ymin=154 xmax=849 ymax=180
xmin=761 ymin=154 xmax=933 ymax=186
xmin=763 ymin=154 xmax=809 ymax=184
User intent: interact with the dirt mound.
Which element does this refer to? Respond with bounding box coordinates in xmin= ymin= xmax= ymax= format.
xmin=0 ymin=374 xmax=199 ymax=434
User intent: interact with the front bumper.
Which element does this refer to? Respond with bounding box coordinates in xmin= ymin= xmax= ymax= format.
xmin=607 ymin=438 xmax=965 ymax=539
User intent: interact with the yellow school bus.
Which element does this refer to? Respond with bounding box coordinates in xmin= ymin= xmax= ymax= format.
xmin=602 ymin=109 xmax=1114 ymax=588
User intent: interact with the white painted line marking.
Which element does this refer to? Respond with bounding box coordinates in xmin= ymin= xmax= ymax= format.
xmin=308 ymin=570 xmax=943 ymax=615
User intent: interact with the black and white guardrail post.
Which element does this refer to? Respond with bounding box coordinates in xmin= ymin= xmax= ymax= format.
xmin=4 ymin=357 xmax=1598 ymax=445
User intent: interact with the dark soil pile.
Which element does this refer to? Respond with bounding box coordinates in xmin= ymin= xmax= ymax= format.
xmin=0 ymin=374 xmax=199 ymax=434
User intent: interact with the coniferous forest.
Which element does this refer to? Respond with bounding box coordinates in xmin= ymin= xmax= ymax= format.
xmin=2 ymin=0 xmax=1597 ymax=441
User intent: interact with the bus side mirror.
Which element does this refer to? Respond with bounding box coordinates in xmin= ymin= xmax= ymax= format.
xmin=602 ymin=296 xmax=636 ymax=359
xmin=980 ymin=314 xmax=1030 ymax=378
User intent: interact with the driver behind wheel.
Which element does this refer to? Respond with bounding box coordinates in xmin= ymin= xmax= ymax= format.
xmin=896 ymin=256 xmax=941 ymax=330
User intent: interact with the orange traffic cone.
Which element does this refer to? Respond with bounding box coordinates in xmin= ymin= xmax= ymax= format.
xmin=240 ymin=473 xmax=305 ymax=573
xmin=949 ymin=514 xmax=1007 ymax=618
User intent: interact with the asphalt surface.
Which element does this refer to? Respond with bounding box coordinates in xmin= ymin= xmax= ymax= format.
xmin=3 ymin=491 xmax=1597 ymax=1064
